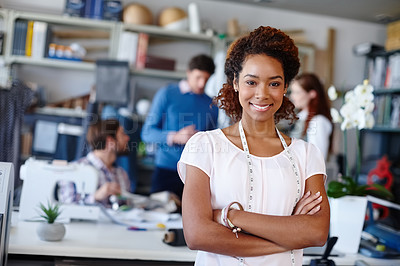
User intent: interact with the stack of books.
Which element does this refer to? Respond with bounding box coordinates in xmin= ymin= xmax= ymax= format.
xmin=12 ymin=20 xmax=52 ymax=58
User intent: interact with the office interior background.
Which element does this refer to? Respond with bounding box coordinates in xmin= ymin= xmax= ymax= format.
xmin=0 ymin=0 xmax=400 ymax=264
xmin=1 ymin=0 xmax=399 ymax=196
xmin=2 ymin=0 xmax=399 ymax=190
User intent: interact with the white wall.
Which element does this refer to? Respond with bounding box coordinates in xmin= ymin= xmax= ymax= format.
xmin=2 ymin=0 xmax=387 ymax=96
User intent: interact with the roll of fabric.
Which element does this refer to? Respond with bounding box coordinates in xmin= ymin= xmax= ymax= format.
xmin=188 ymin=3 xmax=201 ymax=34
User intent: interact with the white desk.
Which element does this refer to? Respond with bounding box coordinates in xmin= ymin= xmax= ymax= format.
xmin=8 ymin=212 xmax=400 ymax=266
xmin=9 ymin=211 xmax=196 ymax=265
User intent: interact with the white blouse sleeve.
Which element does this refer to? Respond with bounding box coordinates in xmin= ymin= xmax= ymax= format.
xmin=305 ymin=142 xmax=327 ymax=183
xmin=178 ymin=131 xmax=214 ymax=183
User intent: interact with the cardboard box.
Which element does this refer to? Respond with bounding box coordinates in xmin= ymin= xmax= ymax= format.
xmin=386 ymin=20 xmax=400 ymax=51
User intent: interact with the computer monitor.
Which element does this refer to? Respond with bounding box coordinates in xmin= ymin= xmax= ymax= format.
xmin=0 ymin=162 xmax=14 ymax=266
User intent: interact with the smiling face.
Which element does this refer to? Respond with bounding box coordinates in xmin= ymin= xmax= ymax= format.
xmin=234 ymin=54 xmax=286 ymax=124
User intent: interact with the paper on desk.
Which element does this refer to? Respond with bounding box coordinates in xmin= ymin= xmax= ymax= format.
xmin=120 ymin=190 xmax=177 ymax=213
xmin=105 ymin=207 xmax=182 ymax=229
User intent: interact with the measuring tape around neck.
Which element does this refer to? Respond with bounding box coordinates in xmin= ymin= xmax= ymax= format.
xmin=238 ymin=120 xmax=301 ymax=266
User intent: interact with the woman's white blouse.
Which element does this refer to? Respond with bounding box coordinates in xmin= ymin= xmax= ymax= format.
xmin=291 ymin=110 xmax=332 ymax=160
xmin=178 ymin=129 xmax=326 ymax=266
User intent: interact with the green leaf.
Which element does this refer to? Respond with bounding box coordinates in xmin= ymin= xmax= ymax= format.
xmin=327 ymin=177 xmax=394 ymax=200
xmin=341 ymin=176 xmax=357 ymax=192
xmin=37 ymin=200 xmax=62 ymax=224
xmin=366 ymin=184 xmax=394 ymax=200
xmin=327 ymin=190 xmax=348 ymax=198
xmin=328 ymin=181 xmax=346 ymax=190
xmin=327 ymin=180 xmax=348 ymax=198
xmin=354 ymin=184 xmax=369 ymax=196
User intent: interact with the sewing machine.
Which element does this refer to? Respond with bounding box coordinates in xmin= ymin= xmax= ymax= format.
xmin=19 ymin=158 xmax=100 ymax=222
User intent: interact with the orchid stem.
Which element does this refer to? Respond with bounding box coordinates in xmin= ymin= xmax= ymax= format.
xmin=355 ymin=129 xmax=361 ymax=185
xmin=344 ymin=129 xmax=349 ymax=176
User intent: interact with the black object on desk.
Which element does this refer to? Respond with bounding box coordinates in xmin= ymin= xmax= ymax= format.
xmin=309 ymin=236 xmax=338 ymax=266
xmin=163 ymin=228 xmax=187 ymax=247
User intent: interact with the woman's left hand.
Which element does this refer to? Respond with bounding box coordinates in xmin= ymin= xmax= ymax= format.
xmin=292 ymin=190 xmax=323 ymax=215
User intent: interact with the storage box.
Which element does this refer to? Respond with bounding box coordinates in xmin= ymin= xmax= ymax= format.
xmin=145 ymin=55 xmax=176 ymax=71
xmin=386 ymin=20 xmax=400 ymax=51
xmin=64 ymin=0 xmax=86 ymax=17
xmin=103 ymin=0 xmax=122 ymax=21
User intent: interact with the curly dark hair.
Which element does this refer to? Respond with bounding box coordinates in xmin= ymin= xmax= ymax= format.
xmin=214 ymin=26 xmax=300 ymax=124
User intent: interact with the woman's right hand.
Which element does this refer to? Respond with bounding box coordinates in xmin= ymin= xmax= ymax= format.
xmin=292 ymin=191 xmax=323 ymax=215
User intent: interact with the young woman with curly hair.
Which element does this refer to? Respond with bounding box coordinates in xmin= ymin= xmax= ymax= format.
xmin=178 ymin=26 xmax=330 ymax=265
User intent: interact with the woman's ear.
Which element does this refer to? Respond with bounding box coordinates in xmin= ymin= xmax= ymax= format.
xmin=233 ymin=78 xmax=239 ymax=92
xmin=309 ymin=90 xmax=317 ymax=99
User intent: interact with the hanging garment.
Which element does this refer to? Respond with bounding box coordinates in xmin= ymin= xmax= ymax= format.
xmin=0 ymin=81 xmax=34 ymax=187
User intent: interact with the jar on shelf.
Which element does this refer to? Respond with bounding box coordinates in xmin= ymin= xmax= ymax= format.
xmin=64 ymin=47 xmax=73 ymax=59
xmin=48 ymin=43 xmax=57 ymax=58
xmin=56 ymin=45 xmax=65 ymax=58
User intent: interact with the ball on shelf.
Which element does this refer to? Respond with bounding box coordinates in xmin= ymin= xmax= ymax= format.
xmin=123 ymin=4 xmax=153 ymax=25
xmin=158 ymin=7 xmax=188 ymax=30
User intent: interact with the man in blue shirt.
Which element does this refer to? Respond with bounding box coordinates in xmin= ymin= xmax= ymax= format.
xmin=141 ymin=54 xmax=218 ymax=199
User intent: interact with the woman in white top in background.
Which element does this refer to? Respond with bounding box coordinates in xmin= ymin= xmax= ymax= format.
xmin=178 ymin=26 xmax=330 ymax=266
xmin=289 ymin=73 xmax=333 ymax=160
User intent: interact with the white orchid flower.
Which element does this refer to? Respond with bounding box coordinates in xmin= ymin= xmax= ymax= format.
xmin=354 ymin=84 xmax=374 ymax=95
xmin=331 ymin=108 xmax=342 ymax=123
xmin=360 ymin=93 xmax=374 ymax=108
xmin=340 ymin=102 xmax=358 ymax=119
xmin=327 ymin=85 xmax=338 ymax=101
xmin=344 ymin=90 xmax=356 ymax=105
xmin=341 ymin=118 xmax=355 ymax=131
xmin=331 ymin=80 xmax=375 ymax=130
xmin=364 ymin=101 xmax=375 ymax=114
xmin=354 ymin=88 xmax=374 ymax=108
xmin=354 ymin=79 xmax=374 ymax=96
xmin=355 ymin=109 xmax=367 ymax=129
xmin=364 ymin=112 xmax=375 ymax=129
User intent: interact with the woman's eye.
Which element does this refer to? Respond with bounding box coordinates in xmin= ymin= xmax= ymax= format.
xmin=245 ymin=80 xmax=256 ymax=86
xmin=270 ymin=82 xmax=281 ymax=87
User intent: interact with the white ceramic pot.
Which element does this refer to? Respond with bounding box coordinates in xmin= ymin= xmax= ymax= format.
xmin=329 ymin=195 xmax=368 ymax=254
xmin=37 ymin=222 xmax=66 ymax=241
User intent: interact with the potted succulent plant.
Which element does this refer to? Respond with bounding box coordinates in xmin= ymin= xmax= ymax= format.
xmin=327 ymin=81 xmax=393 ymax=254
xmin=36 ymin=201 xmax=66 ymax=241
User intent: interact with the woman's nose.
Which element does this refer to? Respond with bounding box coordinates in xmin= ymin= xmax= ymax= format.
xmin=255 ymin=85 xmax=269 ymax=99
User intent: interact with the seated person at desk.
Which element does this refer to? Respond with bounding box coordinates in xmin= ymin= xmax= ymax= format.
xmin=289 ymin=73 xmax=333 ymax=160
xmin=141 ymin=54 xmax=219 ymax=199
xmin=74 ymin=119 xmax=131 ymax=205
